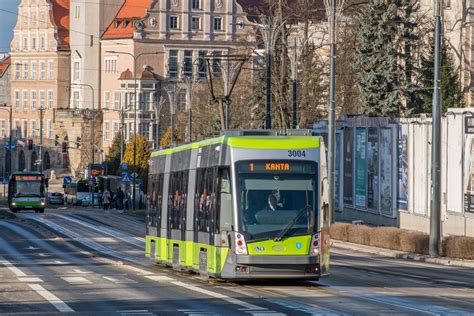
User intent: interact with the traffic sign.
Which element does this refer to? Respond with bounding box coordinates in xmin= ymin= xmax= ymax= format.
xmin=2 ymin=176 xmax=8 ymax=184
xmin=121 ymin=172 xmax=131 ymax=183
xmin=121 ymin=163 xmax=129 ymax=171
xmin=63 ymin=176 xmax=72 ymax=184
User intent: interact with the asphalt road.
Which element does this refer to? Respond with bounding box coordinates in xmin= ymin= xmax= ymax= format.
xmin=0 ymin=207 xmax=473 ymax=315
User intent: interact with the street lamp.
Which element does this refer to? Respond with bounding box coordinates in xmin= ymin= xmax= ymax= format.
xmin=106 ymin=50 xmax=163 ymax=210
xmin=71 ymin=83 xmax=95 ymax=208
xmin=0 ymin=104 xmax=12 ymax=177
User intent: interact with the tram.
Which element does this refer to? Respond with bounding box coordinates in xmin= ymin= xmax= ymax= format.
xmin=145 ymin=130 xmax=330 ymax=280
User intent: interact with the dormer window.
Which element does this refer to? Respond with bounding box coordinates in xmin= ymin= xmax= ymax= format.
xmin=123 ymin=20 xmax=128 ymax=28
xmin=114 ymin=20 xmax=119 ymax=28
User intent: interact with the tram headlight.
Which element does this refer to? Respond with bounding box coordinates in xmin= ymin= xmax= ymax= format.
xmin=234 ymin=233 xmax=248 ymax=255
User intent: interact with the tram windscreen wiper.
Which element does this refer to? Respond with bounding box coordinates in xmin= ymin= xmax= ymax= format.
xmin=273 ymin=205 xmax=310 ymax=241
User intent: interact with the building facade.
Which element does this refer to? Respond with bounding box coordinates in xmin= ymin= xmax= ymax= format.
xmin=100 ymin=0 xmax=257 ymax=153
xmin=9 ymin=0 xmax=70 ymax=160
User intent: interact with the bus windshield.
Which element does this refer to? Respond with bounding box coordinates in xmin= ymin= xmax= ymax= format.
xmin=15 ymin=181 xmax=44 ymax=197
xmin=236 ymin=161 xmax=318 ymax=242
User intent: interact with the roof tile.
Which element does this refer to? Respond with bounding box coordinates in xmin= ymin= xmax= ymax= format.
xmin=50 ymin=0 xmax=70 ymax=49
xmin=0 ymin=56 xmax=11 ymax=78
xmin=103 ymin=0 xmax=153 ymax=40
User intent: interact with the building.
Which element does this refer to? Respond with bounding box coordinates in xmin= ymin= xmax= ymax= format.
xmin=8 ymin=0 xmax=70 ymax=172
xmin=100 ymin=0 xmax=259 ymax=153
xmin=419 ymin=0 xmax=474 ymax=106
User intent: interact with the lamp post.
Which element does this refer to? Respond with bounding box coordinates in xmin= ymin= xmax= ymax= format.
xmin=106 ymin=51 xmax=162 ymax=210
xmin=0 ymin=104 xmax=12 ymax=176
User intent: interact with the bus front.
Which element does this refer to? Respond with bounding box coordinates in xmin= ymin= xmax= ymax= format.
xmin=9 ymin=174 xmax=46 ymax=213
xmin=225 ymin=156 xmax=323 ymax=279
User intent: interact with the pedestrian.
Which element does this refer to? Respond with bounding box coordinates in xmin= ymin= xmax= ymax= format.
xmin=102 ymin=190 xmax=111 ymax=210
xmin=116 ymin=187 xmax=124 ymax=210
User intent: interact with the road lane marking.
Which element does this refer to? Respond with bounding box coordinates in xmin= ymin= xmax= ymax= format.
xmin=18 ymin=277 xmax=43 ymax=282
xmin=265 ymin=298 xmax=343 ymax=315
xmin=145 ymin=275 xmax=175 ymax=282
xmin=61 ymin=276 xmax=92 ymax=285
xmin=103 ymin=275 xmax=137 ymax=284
xmin=170 ymin=281 xmax=267 ymax=311
xmin=28 ymin=284 xmax=74 ymax=313
xmin=122 ymin=265 xmax=155 ymax=275
xmin=0 ymin=256 xmax=27 ymax=277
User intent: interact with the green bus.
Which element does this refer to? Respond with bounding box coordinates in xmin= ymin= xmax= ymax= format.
xmin=145 ymin=131 xmax=330 ymax=280
xmin=8 ymin=172 xmax=47 ymax=213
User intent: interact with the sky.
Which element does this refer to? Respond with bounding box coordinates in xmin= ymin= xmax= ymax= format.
xmin=0 ymin=0 xmax=20 ymax=53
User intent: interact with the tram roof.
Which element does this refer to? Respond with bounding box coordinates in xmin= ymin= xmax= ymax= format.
xmin=151 ymin=135 xmax=320 ymax=158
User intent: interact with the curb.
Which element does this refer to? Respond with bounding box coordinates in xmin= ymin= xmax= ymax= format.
xmin=332 ymin=240 xmax=474 ymax=269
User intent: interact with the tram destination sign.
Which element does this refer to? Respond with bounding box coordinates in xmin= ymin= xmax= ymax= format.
xmin=237 ymin=161 xmax=315 ymax=174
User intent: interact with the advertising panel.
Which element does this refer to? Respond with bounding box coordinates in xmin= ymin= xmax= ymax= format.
xmin=355 ymin=128 xmax=367 ymax=208
xmin=398 ymin=124 xmax=408 ymax=210
xmin=464 ymin=134 xmax=474 ymax=213
xmin=380 ymin=128 xmax=393 ymax=215
xmin=335 ymin=133 xmax=341 ymax=210
xmin=343 ymin=128 xmax=354 ymax=206
xmin=367 ymin=128 xmax=379 ymax=211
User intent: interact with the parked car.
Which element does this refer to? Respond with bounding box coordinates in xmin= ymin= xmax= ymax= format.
xmin=47 ymin=192 xmax=64 ymax=205
xmin=81 ymin=193 xmax=101 ymax=207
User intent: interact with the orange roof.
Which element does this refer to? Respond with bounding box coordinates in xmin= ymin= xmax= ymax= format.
xmin=0 ymin=56 xmax=11 ymax=78
xmin=50 ymin=0 xmax=70 ymax=50
xmin=103 ymin=0 xmax=153 ymax=40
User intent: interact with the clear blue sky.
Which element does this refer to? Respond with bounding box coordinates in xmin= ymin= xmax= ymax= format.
xmin=0 ymin=0 xmax=20 ymax=53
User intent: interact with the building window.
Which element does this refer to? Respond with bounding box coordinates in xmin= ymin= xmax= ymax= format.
xmin=23 ymin=37 xmax=27 ymax=50
xmin=14 ymin=63 xmax=20 ymax=79
xmin=444 ymin=0 xmax=451 ymax=8
xmin=48 ymin=61 xmax=54 ymax=79
xmin=113 ymin=122 xmax=119 ymax=135
xmin=104 ymin=91 xmax=110 ymax=109
xmin=32 ymin=37 xmax=36 ymax=50
xmin=114 ymin=91 xmax=120 ymax=110
xmin=140 ymin=92 xmax=150 ymax=111
xmin=169 ymin=16 xmax=179 ymax=29
xmin=75 ymin=5 xmax=80 ymax=19
xmin=191 ymin=17 xmax=200 ymax=30
xmin=184 ymin=50 xmax=193 ymax=76
xmin=168 ymin=50 xmax=178 ymax=79
xmin=105 ymin=58 xmax=117 ymax=73
xmin=31 ymin=61 xmax=37 ymax=79
xmin=22 ymin=120 xmax=28 ymax=138
xmin=31 ymin=90 xmax=37 ymax=109
xmin=22 ymin=90 xmax=28 ymax=110
xmin=23 ymin=62 xmax=28 ymax=80
xmin=39 ymin=90 xmax=45 ymax=108
xmin=47 ymin=120 xmax=52 ymax=139
xmin=104 ymin=122 xmax=110 ymax=140
xmin=14 ymin=120 xmax=20 ymax=138
xmin=31 ymin=121 xmax=36 ymax=138
xmin=40 ymin=61 xmax=45 ymax=79
xmin=73 ymin=61 xmax=80 ymax=80
xmin=0 ymin=120 xmax=5 ymax=138
xmin=73 ymin=91 xmax=80 ymax=108
xmin=14 ymin=90 xmax=20 ymax=110
xmin=213 ymin=17 xmax=222 ymax=31
xmin=198 ymin=50 xmax=207 ymax=78
xmin=40 ymin=36 xmax=45 ymax=49
xmin=212 ymin=51 xmax=222 ymax=73
xmin=48 ymin=90 xmax=53 ymax=109
xmin=191 ymin=0 xmax=200 ymax=9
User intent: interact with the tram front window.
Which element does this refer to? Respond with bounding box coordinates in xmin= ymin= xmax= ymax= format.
xmin=236 ymin=161 xmax=317 ymax=241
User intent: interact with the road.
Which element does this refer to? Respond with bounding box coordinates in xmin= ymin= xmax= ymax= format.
xmin=0 ymin=207 xmax=473 ymax=315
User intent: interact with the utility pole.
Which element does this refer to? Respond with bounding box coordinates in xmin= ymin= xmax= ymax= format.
xmin=430 ymin=0 xmax=442 ymax=257
xmin=39 ymin=106 xmax=44 ymax=173
xmin=291 ymin=38 xmax=298 ymax=129
xmin=265 ymin=17 xmax=273 ymax=130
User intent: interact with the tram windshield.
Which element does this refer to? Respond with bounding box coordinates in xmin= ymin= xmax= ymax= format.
xmin=236 ymin=161 xmax=318 ymax=241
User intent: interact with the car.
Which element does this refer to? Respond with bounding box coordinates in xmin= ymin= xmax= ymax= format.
xmin=47 ymin=192 xmax=64 ymax=205
xmin=81 ymin=193 xmax=101 ymax=207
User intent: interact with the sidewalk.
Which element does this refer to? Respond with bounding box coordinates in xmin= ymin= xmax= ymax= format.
xmin=332 ymin=239 xmax=474 ymax=269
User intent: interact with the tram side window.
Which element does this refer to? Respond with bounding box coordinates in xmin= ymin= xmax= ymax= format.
xmin=194 ymin=167 xmax=218 ymax=233
xmin=217 ymin=168 xmax=233 ymax=232
xmin=148 ymin=174 xmax=164 ymax=227
xmin=168 ymin=171 xmax=189 ymax=230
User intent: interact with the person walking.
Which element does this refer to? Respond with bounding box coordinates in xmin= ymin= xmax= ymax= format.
xmin=102 ymin=190 xmax=111 ymax=210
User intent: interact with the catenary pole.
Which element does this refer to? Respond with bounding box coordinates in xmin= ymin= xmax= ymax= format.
xmin=429 ymin=0 xmax=442 ymax=257
xmin=328 ymin=0 xmax=337 ymax=225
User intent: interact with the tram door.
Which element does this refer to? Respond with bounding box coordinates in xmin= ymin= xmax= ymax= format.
xmin=167 ymin=170 xmax=189 ymax=267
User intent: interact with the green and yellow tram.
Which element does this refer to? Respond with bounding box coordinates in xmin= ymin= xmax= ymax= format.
xmin=145 ymin=131 xmax=330 ymax=279
xmin=8 ymin=171 xmax=47 ymax=213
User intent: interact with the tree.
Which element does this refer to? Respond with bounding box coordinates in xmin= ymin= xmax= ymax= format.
xmin=123 ymin=133 xmax=151 ymax=182
xmin=353 ymin=0 xmax=422 ymax=116
xmin=104 ymin=132 xmax=124 ymax=176
xmin=160 ymin=127 xmax=183 ymax=147
xmin=417 ymin=35 xmax=464 ymax=113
